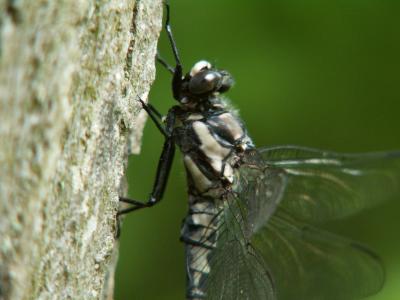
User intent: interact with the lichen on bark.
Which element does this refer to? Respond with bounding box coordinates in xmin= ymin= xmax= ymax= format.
xmin=0 ymin=0 xmax=162 ymax=299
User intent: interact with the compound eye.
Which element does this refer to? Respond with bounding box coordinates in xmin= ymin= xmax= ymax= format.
xmin=190 ymin=60 xmax=211 ymax=77
xmin=189 ymin=71 xmax=221 ymax=94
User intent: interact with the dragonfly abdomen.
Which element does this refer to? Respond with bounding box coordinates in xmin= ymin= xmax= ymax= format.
xmin=181 ymin=197 xmax=222 ymax=299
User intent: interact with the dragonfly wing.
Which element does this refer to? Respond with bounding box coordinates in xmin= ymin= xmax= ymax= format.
xmin=233 ymin=157 xmax=288 ymax=235
xmin=204 ymin=198 xmax=276 ymax=300
xmin=203 ymin=163 xmax=287 ymax=300
xmin=260 ymin=145 xmax=400 ymax=223
xmin=204 ymin=224 xmax=275 ymax=300
xmin=203 ymin=146 xmax=398 ymax=299
xmin=252 ymin=210 xmax=385 ymax=300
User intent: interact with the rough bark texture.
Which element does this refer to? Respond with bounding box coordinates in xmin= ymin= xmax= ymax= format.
xmin=0 ymin=0 xmax=162 ymax=299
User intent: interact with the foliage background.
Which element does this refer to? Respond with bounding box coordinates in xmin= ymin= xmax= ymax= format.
xmin=115 ymin=1 xmax=400 ymax=299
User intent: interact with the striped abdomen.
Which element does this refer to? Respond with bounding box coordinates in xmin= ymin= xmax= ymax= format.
xmin=181 ymin=198 xmax=222 ymax=299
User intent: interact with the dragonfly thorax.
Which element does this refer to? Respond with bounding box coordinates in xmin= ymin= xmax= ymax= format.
xmin=173 ymin=100 xmax=254 ymax=197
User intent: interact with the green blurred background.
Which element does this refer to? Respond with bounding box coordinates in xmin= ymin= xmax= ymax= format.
xmin=115 ymin=1 xmax=400 ymax=299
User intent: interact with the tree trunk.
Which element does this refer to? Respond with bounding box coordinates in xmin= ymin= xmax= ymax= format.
xmin=0 ymin=0 xmax=162 ymax=299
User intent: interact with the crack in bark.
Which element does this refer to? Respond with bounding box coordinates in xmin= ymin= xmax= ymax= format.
xmin=124 ymin=0 xmax=140 ymax=80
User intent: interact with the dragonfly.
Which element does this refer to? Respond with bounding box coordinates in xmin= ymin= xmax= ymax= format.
xmin=119 ymin=4 xmax=400 ymax=300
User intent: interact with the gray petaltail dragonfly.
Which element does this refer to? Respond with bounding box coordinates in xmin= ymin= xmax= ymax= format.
xmin=119 ymin=4 xmax=400 ymax=300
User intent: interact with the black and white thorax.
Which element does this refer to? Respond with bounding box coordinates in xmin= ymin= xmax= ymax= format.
xmin=174 ymin=100 xmax=253 ymax=198
xmin=170 ymin=60 xmax=254 ymax=199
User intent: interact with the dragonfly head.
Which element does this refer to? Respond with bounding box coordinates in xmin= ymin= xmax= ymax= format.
xmin=177 ymin=60 xmax=234 ymax=106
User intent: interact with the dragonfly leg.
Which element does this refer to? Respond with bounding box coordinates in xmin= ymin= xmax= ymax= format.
xmin=160 ymin=1 xmax=184 ymax=101
xmin=156 ymin=51 xmax=174 ymax=74
xmin=164 ymin=1 xmax=182 ymax=71
xmin=138 ymin=98 xmax=168 ymax=137
xmin=118 ymin=108 xmax=176 ymax=216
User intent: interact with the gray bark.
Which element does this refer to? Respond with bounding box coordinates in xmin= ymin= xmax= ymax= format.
xmin=0 ymin=0 xmax=162 ymax=299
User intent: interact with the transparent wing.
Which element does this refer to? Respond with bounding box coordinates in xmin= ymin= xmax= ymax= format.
xmin=232 ymin=156 xmax=288 ymax=235
xmin=204 ymin=191 xmax=385 ymax=300
xmin=203 ymin=164 xmax=287 ymax=300
xmin=202 ymin=146 xmax=399 ymax=299
xmin=205 ymin=221 xmax=275 ymax=300
xmin=252 ymin=210 xmax=385 ymax=300
xmin=260 ymin=145 xmax=400 ymax=223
